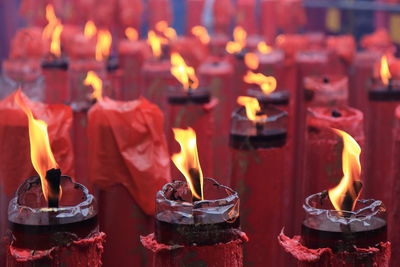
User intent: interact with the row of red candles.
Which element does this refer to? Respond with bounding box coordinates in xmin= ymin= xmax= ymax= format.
xmin=0 ymin=5 xmax=400 ymax=267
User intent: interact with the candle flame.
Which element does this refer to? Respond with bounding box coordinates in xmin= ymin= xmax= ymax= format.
xmin=125 ymin=27 xmax=139 ymax=41
xmin=147 ymin=30 xmax=164 ymax=58
xmin=95 ymin=29 xmax=112 ymax=61
xmin=244 ymin=52 xmax=259 ymax=70
xmin=15 ymin=90 xmax=60 ymax=202
xmin=170 ymin=52 xmax=199 ymax=90
xmin=191 ymin=26 xmax=210 ymax=45
xmin=84 ymin=71 xmax=103 ymax=101
xmin=237 ymin=96 xmax=267 ymax=122
xmin=328 ymin=128 xmax=362 ymax=213
xmin=244 ymin=71 xmax=277 ymax=95
xmin=380 ymin=55 xmax=392 ymax=86
xmin=172 ymin=127 xmax=204 ymax=201
xmin=226 ymin=26 xmax=247 ymax=54
xmin=257 ymin=41 xmax=272 ymax=54
xmin=84 ymin=20 xmax=97 ymax=38
xmin=42 ymin=4 xmax=63 ymax=57
xmin=155 ymin=20 xmax=177 ymax=41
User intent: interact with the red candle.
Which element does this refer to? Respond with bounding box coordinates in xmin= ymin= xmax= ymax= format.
xmin=230 ymin=99 xmax=293 ymax=266
xmin=118 ymin=32 xmax=152 ymax=100
xmin=198 ymin=58 xmax=234 ymax=185
xmin=260 ymin=0 xmax=277 ymax=43
xmin=142 ymin=128 xmax=247 ymax=266
xmin=236 ymin=0 xmax=258 ymax=36
xmin=148 ymin=0 xmax=173 ymax=30
xmin=88 ymin=96 xmax=170 ymax=267
xmin=0 ymin=91 xmax=75 ymax=266
xmin=213 ymin=0 xmax=234 ymax=35
xmin=186 ymin=0 xmax=205 ymax=34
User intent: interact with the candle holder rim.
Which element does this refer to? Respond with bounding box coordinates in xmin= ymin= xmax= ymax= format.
xmin=303 ymin=192 xmax=385 ymax=225
xmin=232 ymin=106 xmax=288 ymax=124
xmin=10 ymin=175 xmax=95 ymax=217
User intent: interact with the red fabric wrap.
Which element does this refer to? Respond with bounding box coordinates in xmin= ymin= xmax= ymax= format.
xmin=236 ymin=0 xmax=257 ymax=35
xmin=167 ymin=99 xmax=216 ymax=179
xmin=360 ymin=29 xmax=395 ymax=54
xmin=141 ymin=232 xmax=247 ymax=267
xmin=88 ymin=97 xmax=171 ymax=215
xmin=148 ymin=0 xmax=173 ymax=30
xmin=88 ymin=97 xmax=169 ymax=267
xmin=118 ymin=40 xmax=152 ymax=100
xmin=278 ymin=231 xmax=391 ymax=267
xmin=9 ymin=27 xmax=47 ymax=60
xmin=230 ymin=145 xmax=294 ymax=266
xmin=213 ymin=0 xmax=234 ymax=35
xmin=186 ymin=0 xmax=205 ymax=34
xmin=141 ymin=60 xmax=179 ymax=113
xmin=199 ymin=59 xmax=234 ymax=185
xmin=389 ymin=106 xmax=400 ymax=266
xmin=0 ymin=91 xmax=74 ymax=266
xmin=7 ymin=232 xmax=106 ymax=267
xmin=364 ymin=100 xmax=400 ymax=208
xmin=326 ymin=35 xmax=356 ymax=66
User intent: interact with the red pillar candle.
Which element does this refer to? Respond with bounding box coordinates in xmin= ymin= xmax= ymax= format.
xmin=260 ymin=0 xmax=277 ymax=44
xmin=348 ymin=51 xmax=381 ymax=111
xmin=141 ymin=178 xmax=247 ymax=266
xmin=257 ymin=49 xmax=286 ymax=88
xmin=230 ymin=104 xmax=294 ymax=266
xmin=118 ymin=38 xmax=151 ymax=100
xmin=304 ymin=75 xmax=349 ymax=107
xmin=7 ymin=176 xmax=105 ymax=266
xmin=276 ymin=0 xmax=306 ymax=34
xmin=148 ymin=0 xmax=173 ymax=30
xmin=0 ymin=91 xmax=74 ymax=266
xmin=186 ymin=0 xmax=205 ymax=34
xmin=42 ymin=58 xmax=69 ymax=104
xmin=68 ymin=60 xmax=106 ymax=186
xmin=209 ymin=34 xmax=229 ymax=57
xmin=364 ymin=79 xmax=400 ymax=209
xmin=198 ymin=59 xmax=234 ymax=185
xmin=213 ymin=0 xmax=234 ymax=35
xmin=300 ymin=107 xmax=364 ymax=225
xmin=141 ymin=59 xmax=178 ymax=113
xmin=167 ymin=88 xmax=215 ymax=178
xmin=236 ymin=0 xmax=257 ymax=36
xmin=87 ymin=97 xmax=170 ymax=267
xmin=280 ymin=192 xmax=390 ymax=267
xmin=389 ymin=105 xmax=400 ymax=266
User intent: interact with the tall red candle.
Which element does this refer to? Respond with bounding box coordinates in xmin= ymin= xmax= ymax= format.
xmin=198 ymin=58 xmax=234 ymax=185
xmin=148 ymin=0 xmax=172 ymax=30
xmin=230 ymin=104 xmax=294 ymax=266
xmin=236 ymin=0 xmax=257 ymax=36
xmin=186 ymin=0 xmax=205 ymax=34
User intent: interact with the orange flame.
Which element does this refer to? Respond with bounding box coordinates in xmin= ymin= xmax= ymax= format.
xmin=380 ymin=55 xmax=392 ymax=86
xmin=226 ymin=26 xmax=247 ymax=54
xmin=95 ymin=29 xmax=112 ymax=61
xmin=244 ymin=53 xmax=259 ymax=70
xmin=191 ymin=26 xmax=210 ymax=45
xmin=84 ymin=71 xmax=103 ymax=101
xmin=257 ymin=41 xmax=272 ymax=54
xmin=125 ymin=27 xmax=139 ymax=41
xmin=155 ymin=20 xmax=177 ymax=41
xmin=237 ymin=96 xmax=267 ymax=122
xmin=170 ymin=52 xmax=199 ymax=90
xmin=244 ymin=71 xmax=277 ymax=94
xmin=84 ymin=20 xmax=97 ymax=38
xmin=172 ymin=127 xmax=204 ymax=201
xmin=15 ymin=91 xmax=59 ymax=201
xmin=328 ymin=129 xmax=362 ymax=212
xmin=147 ymin=30 xmax=164 ymax=58
xmin=42 ymin=4 xmax=63 ymax=57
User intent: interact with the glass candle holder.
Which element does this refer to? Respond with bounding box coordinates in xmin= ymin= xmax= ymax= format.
xmin=155 ymin=178 xmax=240 ymax=246
xmin=230 ymin=105 xmax=288 ymax=150
xmin=8 ymin=176 xmax=98 ymax=250
xmin=301 ymin=192 xmax=387 ymax=252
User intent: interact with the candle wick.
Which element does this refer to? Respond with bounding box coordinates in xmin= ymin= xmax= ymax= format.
xmin=45 ymin=168 xmax=61 ymax=208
